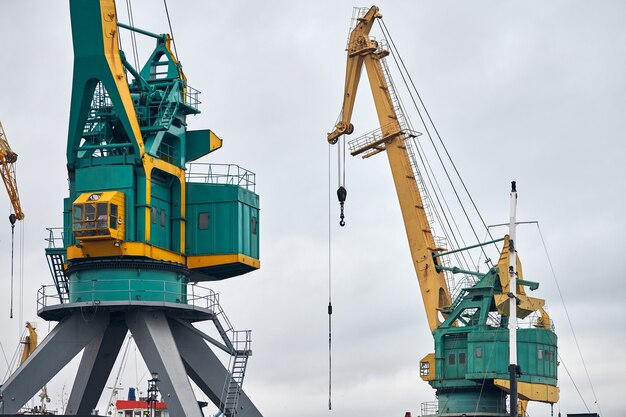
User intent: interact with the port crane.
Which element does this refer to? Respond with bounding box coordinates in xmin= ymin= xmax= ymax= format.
xmin=0 ymin=2 xmax=262 ymax=416
xmin=0 ymin=121 xmax=24 ymax=224
xmin=328 ymin=6 xmax=558 ymax=416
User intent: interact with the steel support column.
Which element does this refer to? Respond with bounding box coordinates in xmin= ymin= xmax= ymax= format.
xmin=170 ymin=319 xmax=262 ymax=417
xmin=65 ymin=318 xmax=128 ymax=414
xmin=0 ymin=312 xmax=109 ymax=415
xmin=126 ymin=310 xmax=203 ymax=417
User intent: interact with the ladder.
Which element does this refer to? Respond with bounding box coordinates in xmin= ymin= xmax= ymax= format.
xmin=45 ymin=249 xmax=69 ymax=304
xmin=205 ymin=292 xmax=252 ymax=417
xmin=44 ymin=228 xmax=69 ymax=303
xmin=222 ymin=344 xmax=250 ymax=417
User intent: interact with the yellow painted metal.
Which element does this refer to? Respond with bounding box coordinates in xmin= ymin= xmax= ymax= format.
xmin=327 ymin=5 xmax=450 ymax=331
xmin=97 ymin=1 xmax=186 ymax=251
xmin=494 ymin=378 xmax=559 ymax=404
xmin=534 ymin=307 xmax=552 ymax=329
xmin=66 ymin=241 xmax=186 ymax=265
xmin=0 ymin=121 xmax=24 ymax=220
xmin=19 ymin=322 xmax=38 ymax=365
xmin=99 ymin=0 xmax=145 ymax=158
xmin=72 ymin=191 xmax=125 ymax=242
xmin=209 ymin=131 xmax=223 ymax=153
xmin=419 ymin=352 xmax=436 ymax=381
xmin=187 ymin=254 xmax=261 ymax=271
xmin=494 ymin=235 xmax=546 ymax=319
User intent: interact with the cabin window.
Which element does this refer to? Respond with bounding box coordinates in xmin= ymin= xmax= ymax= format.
xmin=538 ymin=349 xmax=543 ymax=360
xmin=448 ymin=353 xmax=456 ymax=365
xmin=151 ymin=206 xmax=157 ymax=224
xmin=199 ymin=212 xmax=210 ymax=230
xmin=160 ymin=209 xmax=166 ymax=227
xmin=459 ymin=352 xmax=466 ymax=365
xmin=475 ymin=347 xmax=483 ymax=358
xmin=251 ymin=216 xmax=258 ymax=235
xmin=420 ymin=360 xmax=430 ymax=376
xmin=110 ymin=204 xmax=118 ymax=230
xmin=73 ymin=202 xmax=112 ymax=237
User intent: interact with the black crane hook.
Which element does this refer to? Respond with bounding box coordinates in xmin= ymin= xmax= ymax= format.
xmin=337 ymin=186 xmax=347 ymax=227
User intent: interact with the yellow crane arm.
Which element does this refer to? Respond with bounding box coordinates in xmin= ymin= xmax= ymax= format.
xmin=20 ymin=322 xmax=38 ymax=365
xmin=327 ymin=6 xmax=451 ymax=331
xmin=0 ymin=122 xmax=24 ymax=221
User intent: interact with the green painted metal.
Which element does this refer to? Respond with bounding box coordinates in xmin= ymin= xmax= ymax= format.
xmin=69 ymin=267 xmax=187 ymax=304
xmin=435 ymin=388 xmax=506 ymax=415
xmin=432 ymin=237 xmax=505 ymax=259
xmin=186 ymin=183 xmax=260 ymax=259
xmin=427 ymin=260 xmax=558 ymax=415
xmin=47 ymin=0 xmax=260 ymax=304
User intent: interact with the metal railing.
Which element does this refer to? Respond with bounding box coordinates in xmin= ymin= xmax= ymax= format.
xmin=185 ymin=85 xmax=201 ymax=109
xmin=45 ymin=227 xmax=64 ymax=249
xmin=37 ymin=280 xmax=222 ymax=311
xmin=421 ymin=400 xmax=509 ymax=416
xmin=186 ymin=163 xmax=256 ymax=192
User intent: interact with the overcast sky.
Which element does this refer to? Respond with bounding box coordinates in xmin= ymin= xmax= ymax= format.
xmin=0 ymin=1 xmax=625 ymax=416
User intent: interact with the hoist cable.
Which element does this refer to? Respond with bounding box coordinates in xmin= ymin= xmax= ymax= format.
xmin=9 ymin=223 xmax=14 ymax=319
xmin=557 ymin=354 xmax=590 ymax=412
xmin=380 ymin=25 xmax=476 ymax=272
xmin=18 ymin=219 xmax=24 ymax=327
xmin=536 ymin=223 xmax=602 ymax=415
xmin=163 ymin=0 xmax=179 ymax=60
xmin=125 ymin=0 xmax=140 ymax=71
xmin=327 ymin=143 xmax=333 ymax=411
xmin=378 ymin=20 xmax=488 ymax=264
xmin=380 ymin=19 xmax=498 ymax=258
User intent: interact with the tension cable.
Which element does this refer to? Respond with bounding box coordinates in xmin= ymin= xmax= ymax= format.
xmin=9 ymin=213 xmax=16 ymax=318
xmin=327 ymin=143 xmax=333 ymax=410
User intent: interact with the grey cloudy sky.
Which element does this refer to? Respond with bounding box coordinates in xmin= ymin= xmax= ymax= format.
xmin=0 ymin=1 xmax=625 ymax=416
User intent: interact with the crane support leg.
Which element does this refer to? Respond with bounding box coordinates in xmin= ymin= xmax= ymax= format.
xmin=65 ymin=320 xmax=128 ymax=414
xmin=0 ymin=312 xmax=109 ymax=414
xmin=171 ymin=319 xmax=263 ymax=417
xmin=126 ymin=310 xmax=204 ymax=417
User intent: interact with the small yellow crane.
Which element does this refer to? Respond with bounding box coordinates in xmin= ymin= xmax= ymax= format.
xmin=0 ymin=121 xmax=24 ymax=223
xmin=19 ymin=322 xmax=52 ymax=412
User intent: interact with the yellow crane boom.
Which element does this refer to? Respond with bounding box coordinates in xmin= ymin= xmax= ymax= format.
xmin=0 ymin=121 xmax=24 ymax=221
xmin=328 ymin=6 xmax=450 ymax=331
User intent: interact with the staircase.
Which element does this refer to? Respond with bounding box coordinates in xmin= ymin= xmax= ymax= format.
xmin=205 ymin=293 xmax=252 ymax=417
xmin=222 ymin=336 xmax=251 ymax=417
xmin=44 ymin=228 xmax=69 ymax=303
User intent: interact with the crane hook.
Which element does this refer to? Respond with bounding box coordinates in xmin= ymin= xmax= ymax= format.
xmin=337 ymin=186 xmax=347 ymax=227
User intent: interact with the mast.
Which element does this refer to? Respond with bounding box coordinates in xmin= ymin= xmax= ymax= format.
xmin=508 ymin=181 xmax=519 ymax=417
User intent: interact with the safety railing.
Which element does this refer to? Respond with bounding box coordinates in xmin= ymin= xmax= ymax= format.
xmin=185 ymin=85 xmax=201 ymax=109
xmin=186 ymin=163 xmax=256 ymax=192
xmin=421 ymin=399 xmax=509 ymax=416
xmin=45 ymin=227 xmax=65 ymax=249
xmin=37 ymin=280 xmax=222 ymax=312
